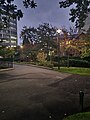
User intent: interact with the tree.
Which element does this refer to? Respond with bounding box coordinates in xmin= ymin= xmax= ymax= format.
xmin=20 ymin=23 xmax=57 ymax=52
xmin=80 ymin=27 xmax=90 ymax=57
xmin=0 ymin=0 xmax=37 ymax=27
xmin=0 ymin=0 xmax=90 ymax=29
xmin=0 ymin=1 xmax=23 ymax=27
xmin=37 ymin=23 xmax=57 ymax=57
xmin=20 ymin=26 xmax=38 ymax=45
xmin=20 ymin=23 xmax=57 ymax=61
xmin=20 ymin=26 xmax=38 ymax=61
xmin=0 ymin=46 xmax=15 ymax=58
xmin=59 ymin=0 xmax=90 ymax=29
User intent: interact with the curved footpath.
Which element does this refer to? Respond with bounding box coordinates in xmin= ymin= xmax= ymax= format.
xmin=0 ymin=64 xmax=90 ymax=120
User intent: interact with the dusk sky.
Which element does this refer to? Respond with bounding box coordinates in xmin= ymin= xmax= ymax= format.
xmin=14 ymin=0 xmax=74 ymax=44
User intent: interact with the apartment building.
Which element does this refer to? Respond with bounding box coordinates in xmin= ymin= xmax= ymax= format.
xmin=0 ymin=5 xmax=17 ymax=47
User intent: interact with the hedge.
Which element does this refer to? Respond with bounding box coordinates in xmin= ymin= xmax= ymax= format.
xmin=68 ymin=59 xmax=90 ymax=68
xmin=52 ymin=59 xmax=90 ymax=68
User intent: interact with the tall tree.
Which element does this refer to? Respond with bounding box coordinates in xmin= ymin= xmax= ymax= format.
xmin=0 ymin=0 xmax=37 ymax=27
xmin=0 ymin=1 xmax=23 ymax=27
xmin=20 ymin=26 xmax=38 ymax=45
xmin=20 ymin=23 xmax=57 ymax=60
xmin=20 ymin=26 xmax=38 ymax=61
xmin=37 ymin=23 xmax=57 ymax=53
xmin=81 ymin=27 xmax=90 ymax=57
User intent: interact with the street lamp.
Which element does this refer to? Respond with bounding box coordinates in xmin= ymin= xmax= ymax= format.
xmin=20 ymin=45 xmax=24 ymax=62
xmin=56 ymin=29 xmax=63 ymax=70
xmin=48 ymin=47 xmax=52 ymax=63
xmin=57 ymin=29 xmax=62 ymax=34
xmin=20 ymin=45 xmax=23 ymax=49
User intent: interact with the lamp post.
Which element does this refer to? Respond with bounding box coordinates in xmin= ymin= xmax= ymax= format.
xmin=20 ymin=45 xmax=24 ymax=62
xmin=57 ymin=29 xmax=63 ymax=70
xmin=48 ymin=47 xmax=52 ymax=63
xmin=67 ymin=33 xmax=70 ymax=68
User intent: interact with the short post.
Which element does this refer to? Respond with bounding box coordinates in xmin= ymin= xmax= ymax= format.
xmin=67 ymin=53 xmax=69 ymax=68
xmin=79 ymin=91 xmax=84 ymax=112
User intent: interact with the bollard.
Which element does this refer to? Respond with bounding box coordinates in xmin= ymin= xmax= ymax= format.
xmin=79 ymin=91 xmax=84 ymax=112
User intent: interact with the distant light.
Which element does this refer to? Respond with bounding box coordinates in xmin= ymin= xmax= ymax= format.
xmin=20 ymin=45 xmax=23 ymax=49
xmin=6 ymin=46 xmax=9 ymax=48
xmin=57 ymin=29 xmax=63 ymax=35
xmin=68 ymin=32 xmax=70 ymax=35
xmin=0 ymin=56 xmax=3 ymax=58
xmin=11 ymin=36 xmax=17 ymax=39
xmin=11 ymin=45 xmax=15 ymax=47
xmin=49 ymin=115 xmax=52 ymax=119
xmin=57 ymin=29 xmax=62 ymax=33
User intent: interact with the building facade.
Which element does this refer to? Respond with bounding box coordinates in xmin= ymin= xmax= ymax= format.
xmin=0 ymin=5 xmax=17 ymax=48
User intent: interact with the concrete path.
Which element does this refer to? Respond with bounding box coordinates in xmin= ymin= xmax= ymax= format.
xmin=0 ymin=64 xmax=90 ymax=120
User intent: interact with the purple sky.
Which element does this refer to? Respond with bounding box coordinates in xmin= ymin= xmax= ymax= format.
xmin=14 ymin=0 xmax=74 ymax=44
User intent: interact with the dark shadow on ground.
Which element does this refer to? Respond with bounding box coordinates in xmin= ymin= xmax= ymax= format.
xmin=0 ymin=74 xmax=90 ymax=120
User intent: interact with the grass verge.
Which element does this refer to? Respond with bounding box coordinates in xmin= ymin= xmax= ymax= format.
xmin=63 ymin=112 xmax=90 ymax=120
xmin=54 ymin=67 xmax=90 ymax=76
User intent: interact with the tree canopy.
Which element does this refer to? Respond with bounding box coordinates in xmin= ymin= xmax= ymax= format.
xmin=20 ymin=26 xmax=38 ymax=45
xmin=59 ymin=0 xmax=90 ymax=29
xmin=20 ymin=23 xmax=57 ymax=50
xmin=0 ymin=0 xmax=90 ymax=29
xmin=0 ymin=0 xmax=37 ymax=27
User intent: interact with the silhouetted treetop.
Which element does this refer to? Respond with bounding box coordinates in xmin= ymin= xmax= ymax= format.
xmin=0 ymin=0 xmax=90 ymax=29
xmin=59 ymin=0 xmax=90 ymax=29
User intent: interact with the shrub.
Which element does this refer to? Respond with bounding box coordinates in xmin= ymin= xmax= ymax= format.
xmin=38 ymin=61 xmax=53 ymax=68
xmin=83 ymin=56 xmax=90 ymax=62
xmin=68 ymin=59 xmax=90 ymax=68
xmin=52 ymin=56 xmax=90 ymax=68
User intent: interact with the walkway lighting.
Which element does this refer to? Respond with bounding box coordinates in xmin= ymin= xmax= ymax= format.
xmin=57 ymin=29 xmax=63 ymax=70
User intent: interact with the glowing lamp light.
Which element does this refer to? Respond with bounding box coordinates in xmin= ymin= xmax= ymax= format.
xmin=20 ymin=45 xmax=23 ymax=49
xmin=57 ymin=29 xmax=63 ymax=35
xmin=57 ymin=29 xmax=62 ymax=34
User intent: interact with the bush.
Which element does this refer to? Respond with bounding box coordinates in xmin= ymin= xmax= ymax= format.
xmin=83 ymin=56 xmax=90 ymax=62
xmin=52 ymin=56 xmax=90 ymax=68
xmin=68 ymin=59 xmax=90 ymax=68
xmin=38 ymin=61 xmax=53 ymax=68
xmin=52 ymin=56 xmax=82 ymax=61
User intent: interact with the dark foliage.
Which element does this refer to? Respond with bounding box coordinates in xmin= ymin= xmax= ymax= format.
xmin=53 ymin=56 xmax=90 ymax=68
xmin=0 ymin=0 xmax=37 ymax=27
xmin=0 ymin=0 xmax=90 ymax=29
xmin=59 ymin=0 xmax=90 ymax=29
xmin=68 ymin=59 xmax=90 ymax=68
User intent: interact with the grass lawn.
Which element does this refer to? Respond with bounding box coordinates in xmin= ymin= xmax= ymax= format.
xmin=54 ymin=67 xmax=90 ymax=76
xmin=63 ymin=112 xmax=90 ymax=120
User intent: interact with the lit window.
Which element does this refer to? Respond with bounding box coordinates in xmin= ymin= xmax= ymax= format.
xmin=11 ymin=41 xmax=16 ymax=43
xmin=11 ymin=36 xmax=17 ymax=39
xmin=11 ymin=45 xmax=16 ymax=47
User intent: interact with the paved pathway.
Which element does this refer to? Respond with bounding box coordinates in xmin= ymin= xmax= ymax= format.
xmin=0 ymin=64 xmax=90 ymax=120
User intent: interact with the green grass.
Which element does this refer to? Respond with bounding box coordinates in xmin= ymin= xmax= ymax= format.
xmin=63 ymin=112 xmax=90 ymax=120
xmin=54 ymin=67 xmax=90 ymax=76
